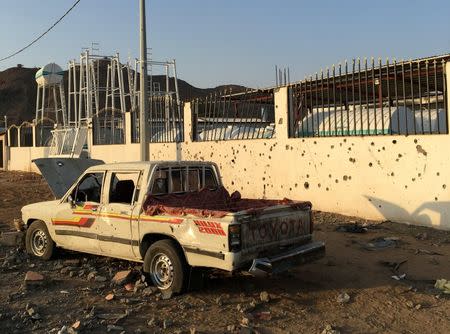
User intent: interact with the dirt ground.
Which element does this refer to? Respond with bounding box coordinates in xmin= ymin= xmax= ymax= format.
xmin=0 ymin=170 xmax=450 ymax=334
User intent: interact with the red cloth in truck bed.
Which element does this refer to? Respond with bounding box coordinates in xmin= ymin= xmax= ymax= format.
xmin=143 ymin=186 xmax=312 ymax=218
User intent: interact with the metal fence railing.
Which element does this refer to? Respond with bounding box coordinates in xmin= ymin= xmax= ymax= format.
xmin=35 ymin=118 xmax=55 ymax=147
xmin=19 ymin=123 xmax=34 ymax=147
xmin=192 ymin=89 xmax=275 ymax=141
xmin=289 ymin=56 xmax=449 ymax=138
xmin=92 ymin=109 xmax=125 ymax=145
xmin=131 ymin=95 xmax=184 ymax=143
xmin=49 ymin=127 xmax=88 ymax=157
xmin=7 ymin=126 xmax=18 ymax=147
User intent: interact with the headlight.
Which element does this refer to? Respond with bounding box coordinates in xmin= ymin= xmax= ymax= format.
xmin=228 ymin=224 xmax=241 ymax=252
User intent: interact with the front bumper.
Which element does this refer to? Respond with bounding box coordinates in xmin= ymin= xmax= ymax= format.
xmin=248 ymin=241 xmax=325 ymax=277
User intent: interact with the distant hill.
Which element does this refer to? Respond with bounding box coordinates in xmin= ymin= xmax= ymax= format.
xmin=0 ymin=65 xmax=247 ymax=125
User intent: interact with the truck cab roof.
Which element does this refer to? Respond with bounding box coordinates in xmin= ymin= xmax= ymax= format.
xmin=86 ymin=160 xmax=218 ymax=172
xmin=33 ymin=158 xmax=219 ymax=199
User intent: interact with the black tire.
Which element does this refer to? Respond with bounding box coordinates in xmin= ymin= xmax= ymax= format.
xmin=143 ymin=239 xmax=188 ymax=295
xmin=25 ymin=220 xmax=55 ymax=260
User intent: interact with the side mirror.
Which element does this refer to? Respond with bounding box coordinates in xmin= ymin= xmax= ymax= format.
xmin=68 ymin=195 xmax=76 ymax=208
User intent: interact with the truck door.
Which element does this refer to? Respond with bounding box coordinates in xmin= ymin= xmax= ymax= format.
xmin=96 ymin=171 xmax=142 ymax=259
xmin=51 ymin=172 xmax=104 ymax=252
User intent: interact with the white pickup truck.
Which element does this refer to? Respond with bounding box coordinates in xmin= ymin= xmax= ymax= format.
xmin=21 ymin=159 xmax=325 ymax=294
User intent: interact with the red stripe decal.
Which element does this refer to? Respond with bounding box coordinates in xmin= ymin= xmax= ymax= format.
xmin=52 ymin=217 xmax=95 ymax=228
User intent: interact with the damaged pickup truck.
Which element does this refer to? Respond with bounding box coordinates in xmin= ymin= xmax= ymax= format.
xmin=20 ymin=159 xmax=325 ymax=294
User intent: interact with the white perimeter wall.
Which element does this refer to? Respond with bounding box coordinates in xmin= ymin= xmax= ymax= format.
xmin=148 ymin=85 xmax=450 ymax=231
xmin=8 ymin=146 xmax=48 ymax=173
xmin=7 ymin=66 xmax=450 ymax=230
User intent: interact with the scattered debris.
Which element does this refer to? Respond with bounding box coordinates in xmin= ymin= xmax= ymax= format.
xmin=406 ymin=300 xmax=415 ymax=308
xmin=379 ymin=259 xmax=408 ymax=272
xmin=133 ymin=279 xmax=146 ymax=292
xmin=107 ymin=324 xmax=124 ymax=332
xmin=94 ymin=275 xmax=107 ymax=282
xmin=435 ymin=279 xmax=450 ymax=294
xmin=364 ymin=237 xmax=400 ymax=250
xmin=26 ymin=303 xmax=41 ymax=320
xmin=105 ymin=293 xmax=115 ymax=301
xmin=87 ymin=271 xmax=97 ymax=280
xmin=24 ymin=271 xmax=44 ymax=285
xmin=163 ymin=319 xmax=173 ymax=329
xmin=227 ymin=325 xmax=236 ymax=332
xmin=215 ymin=296 xmax=224 ymax=306
xmin=1 ymin=174 xmax=450 ymax=333
xmin=415 ymin=249 xmax=443 ymax=256
xmin=13 ymin=218 xmax=25 ymax=231
xmin=241 ymin=316 xmax=251 ymax=327
xmin=0 ymin=231 xmax=25 ymax=247
xmin=57 ymin=325 xmax=77 ymax=334
xmin=71 ymin=320 xmax=81 ymax=330
xmin=142 ymin=286 xmax=158 ymax=296
xmin=253 ymin=311 xmax=271 ymax=321
xmin=336 ymin=224 xmax=367 ymax=233
xmin=147 ymin=317 xmax=157 ymax=327
xmin=260 ymin=291 xmax=270 ymax=303
xmin=336 ymin=292 xmax=350 ymax=304
xmin=391 ymin=274 xmax=407 ymax=281
xmin=415 ymin=232 xmax=428 ymax=240
xmin=321 ymin=324 xmax=341 ymax=334
xmin=112 ymin=270 xmax=133 ymax=285
xmin=63 ymin=259 xmax=81 ymax=267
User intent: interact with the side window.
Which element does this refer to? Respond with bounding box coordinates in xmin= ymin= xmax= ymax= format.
xmin=72 ymin=172 xmax=104 ymax=204
xmin=204 ymin=168 xmax=218 ymax=189
xmin=151 ymin=166 xmax=217 ymax=195
xmin=109 ymin=172 xmax=140 ymax=205
xmin=151 ymin=169 xmax=168 ymax=195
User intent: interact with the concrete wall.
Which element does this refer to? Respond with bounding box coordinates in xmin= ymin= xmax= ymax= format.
xmin=8 ymin=146 xmax=48 ymax=173
xmin=147 ymin=87 xmax=450 ymax=231
xmin=90 ymin=143 xmax=141 ymax=163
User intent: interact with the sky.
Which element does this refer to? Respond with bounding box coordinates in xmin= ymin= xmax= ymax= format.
xmin=0 ymin=0 xmax=450 ymax=88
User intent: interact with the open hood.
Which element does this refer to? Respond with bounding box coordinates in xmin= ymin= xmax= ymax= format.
xmin=33 ymin=158 xmax=104 ymax=198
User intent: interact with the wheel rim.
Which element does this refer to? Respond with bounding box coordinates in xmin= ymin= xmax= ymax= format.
xmin=31 ymin=229 xmax=48 ymax=256
xmin=150 ymin=253 xmax=174 ymax=289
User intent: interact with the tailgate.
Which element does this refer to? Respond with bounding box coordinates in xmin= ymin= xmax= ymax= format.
xmin=240 ymin=205 xmax=312 ymax=253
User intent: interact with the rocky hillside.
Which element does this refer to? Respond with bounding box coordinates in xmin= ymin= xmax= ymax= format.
xmin=0 ymin=65 xmax=246 ymax=125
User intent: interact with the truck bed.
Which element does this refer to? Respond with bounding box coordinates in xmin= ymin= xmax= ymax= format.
xmin=143 ymin=186 xmax=311 ymax=218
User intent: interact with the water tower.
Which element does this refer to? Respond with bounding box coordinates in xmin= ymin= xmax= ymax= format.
xmin=35 ymin=63 xmax=67 ymax=127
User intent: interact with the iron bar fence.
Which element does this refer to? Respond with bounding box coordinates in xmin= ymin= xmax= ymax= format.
xmin=35 ymin=118 xmax=55 ymax=147
xmin=19 ymin=123 xmax=33 ymax=147
xmin=289 ymin=56 xmax=449 ymax=138
xmin=192 ymin=89 xmax=275 ymax=141
xmin=131 ymin=95 xmax=184 ymax=143
xmin=92 ymin=109 xmax=125 ymax=145
xmin=7 ymin=126 xmax=18 ymax=147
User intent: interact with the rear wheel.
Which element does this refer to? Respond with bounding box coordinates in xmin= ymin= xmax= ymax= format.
xmin=144 ymin=239 xmax=188 ymax=295
xmin=25 ymin=220 xmax=55 ymax=260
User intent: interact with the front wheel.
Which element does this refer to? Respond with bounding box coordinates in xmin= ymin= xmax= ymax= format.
xmin=143 ymin=239 xmax=188 ymax=295
xmin=25 ymin=220 xmax=55 ymax=260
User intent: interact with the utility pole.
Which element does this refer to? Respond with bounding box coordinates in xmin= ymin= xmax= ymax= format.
xmin=139 ymin=0 xmax=149 ymax=161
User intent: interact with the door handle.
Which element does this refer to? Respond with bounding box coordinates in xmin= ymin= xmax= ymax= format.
xmin=120 ymin=211 xmax=128 ymax=215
